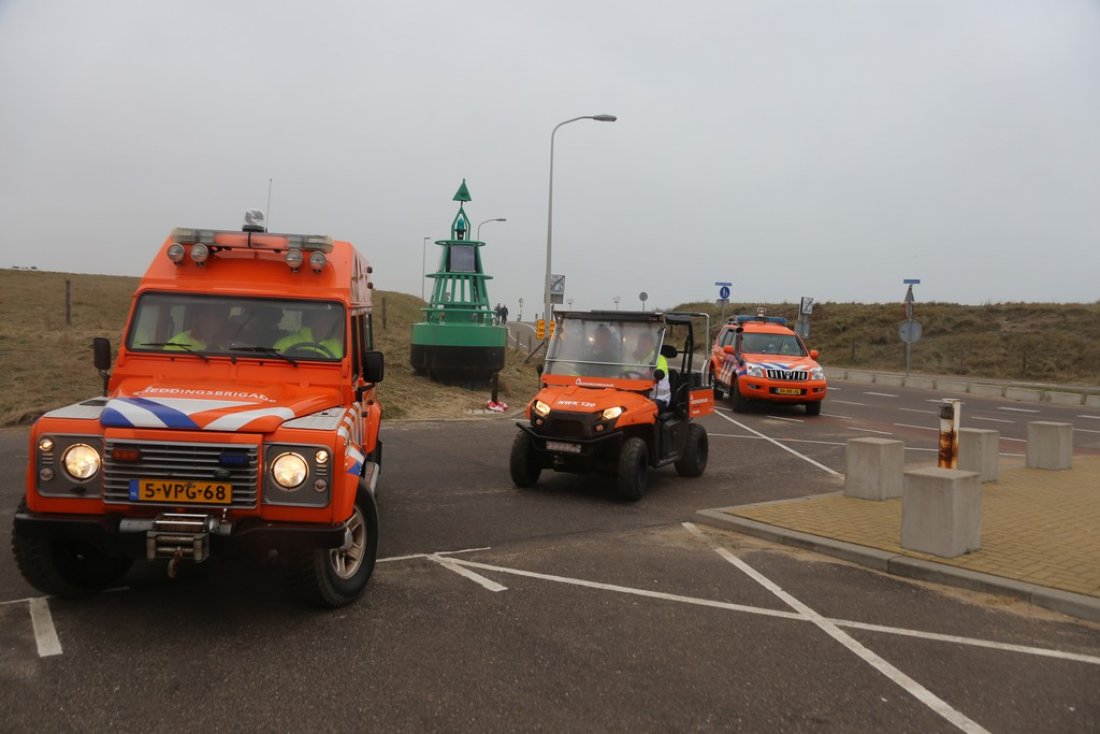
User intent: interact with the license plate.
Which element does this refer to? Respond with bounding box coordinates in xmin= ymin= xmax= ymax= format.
xmin=775 ymin=387 xmax=802 ymax=396
xmin=546 ymin=441 xmax=582 ymax=454
xmin=129 ymin=478 xmax=233 ymax=504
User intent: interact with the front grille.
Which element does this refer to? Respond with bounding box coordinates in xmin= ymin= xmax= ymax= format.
xmin=103 ymin=439 xmax=259 ymax=508
xmin=766 ymin=369 xmax=808 ymax=381
xmin=541 ymin=417 xmax=587 ymax=439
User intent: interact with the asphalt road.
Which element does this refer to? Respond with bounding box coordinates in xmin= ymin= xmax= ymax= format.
xmin=2 ymin=382 xmax=1099 ymax=732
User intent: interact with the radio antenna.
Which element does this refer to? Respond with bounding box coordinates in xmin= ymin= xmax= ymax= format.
xmin=265 ymin=178 xmax=273 ymax=231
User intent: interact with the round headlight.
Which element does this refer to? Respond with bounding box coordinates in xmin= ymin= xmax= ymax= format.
xmin=62 ymin=444 xmax=101 ymax=481
xmin=38 ymin=437 xmax=55 ymax=452
xmin=285 ymin=248 xmax=304 ymax=269
xmin=533 ymin=400 xmax=551 ymax=417
xmin=167 ymin=243 xmax=186 ymax=263
xmin=309 ymin=251 xmax=327 ymax=272
xmin=190 ymin=244 xmax=209 ymax=264
xmin=272 ymin=452 xmax=308 ymax=489
xmin=315 ymin=449 xmax=330 ymax=465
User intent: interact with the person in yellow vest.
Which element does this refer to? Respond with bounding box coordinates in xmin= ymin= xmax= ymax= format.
xmin=632 ymin=331 xmax=670 ymax=411
xmin=274 ymin=306 xmax=344 ymax=358
xmin=166 ymin=304 xmax=224 ymax=352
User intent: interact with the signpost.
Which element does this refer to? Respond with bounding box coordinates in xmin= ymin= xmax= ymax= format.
xmin=795 ymin=296 xmax=814 ymax=339
xmin=639 ymin=291 xmax=648 ymax=311
xmin=900 ymin=279 xmax=921 ymax=375
xmin=715 ymin=281 xmax=732 ymax=322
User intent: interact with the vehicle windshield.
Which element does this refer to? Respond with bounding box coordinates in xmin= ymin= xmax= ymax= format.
xmin=126 ymin=293 xmax=346 ymax=361
xmin=740 ymin=332 xmax=806 ymax=357
xmin=545 ymin=318 xmax=663 ymax=378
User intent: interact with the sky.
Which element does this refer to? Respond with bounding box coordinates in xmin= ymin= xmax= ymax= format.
xmin=1 ymin=0 xmax=1098 ymax=315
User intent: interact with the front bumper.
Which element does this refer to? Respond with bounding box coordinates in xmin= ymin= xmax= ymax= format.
xmin=13 ymin=509 xmax=347 ymax=560
xmin=739 ymin=380 xmax=827 ymax=403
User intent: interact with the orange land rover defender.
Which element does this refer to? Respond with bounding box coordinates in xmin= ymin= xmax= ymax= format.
xmin=12 ymin=216 xmax=385 ymax=607
xmin=709 ymin=311 xmax=826 ymax=415
xmin=510 ymin=311 xmax=714 ymax=501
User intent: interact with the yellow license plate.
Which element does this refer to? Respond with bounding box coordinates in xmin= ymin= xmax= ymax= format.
xmin=129 ymin=479 xmax=233 ymax=504
xmin=775 ymin=387 xmax=802 ymax=396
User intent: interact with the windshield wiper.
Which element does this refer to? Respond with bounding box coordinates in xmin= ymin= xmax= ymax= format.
xmin=227 ymin=345 xmax=298 ymax=366
xmin=139 ymin=342 xmax=210 ymax=362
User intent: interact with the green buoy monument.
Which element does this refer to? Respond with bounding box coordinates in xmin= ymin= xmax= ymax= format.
xmin=410 ymin=180 xmax=507 ymax=383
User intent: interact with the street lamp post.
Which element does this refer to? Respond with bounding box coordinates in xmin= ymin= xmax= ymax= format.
xmin=421 ymin=236 xmax=431 ymax=301
xmin=477 ymin=217 xmax=507 ymax=242
xmin=543 ymin=114 xmax=617 ymax=336
xmin=613 ymin=296 xmax=620 ymax=310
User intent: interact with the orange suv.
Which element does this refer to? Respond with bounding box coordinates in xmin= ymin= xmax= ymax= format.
xmin=709 ymin=311 xmax=826 ymax=415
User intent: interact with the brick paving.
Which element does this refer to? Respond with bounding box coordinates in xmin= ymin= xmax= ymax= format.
xmin=725 ymin=455 xmax=1100 ymax=598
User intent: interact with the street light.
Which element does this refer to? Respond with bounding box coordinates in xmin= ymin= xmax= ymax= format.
xmin=613 ymin=295 xmax=620 ymax=310
xmin=477 ymin=218 xmax=507 ymax=241
xmin=543 ymin=114 xmax=617 ymax=335
xmin=421 ymin=236 xmax=431 ymax=301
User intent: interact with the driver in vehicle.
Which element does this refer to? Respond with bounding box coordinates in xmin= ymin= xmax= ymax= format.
xmin=632 ymin=331 xmax=670 ymax=411
xmin=166 ymin=304 xmax=225 ymax=351
xmin=275 ymin=306 xmax=345 ymax=357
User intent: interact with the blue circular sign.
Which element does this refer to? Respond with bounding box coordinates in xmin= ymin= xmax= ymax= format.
xmin=718 ymin=286 xmax=730 ymax=300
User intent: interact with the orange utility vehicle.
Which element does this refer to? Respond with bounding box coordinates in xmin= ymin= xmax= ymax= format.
xmin=709 ymin=310 xmax=826 ymax=415
xmin=12 ymin=214 xmax=385 ymax=607
xmin=510 ymin=311 xmax=714 ymax=501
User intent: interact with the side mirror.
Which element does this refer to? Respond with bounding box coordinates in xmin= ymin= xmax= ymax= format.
xmin=653 ymin=369 xmax=666 ymax=381
xmin=363 ymin=350 xmax=384 ymax=383
xmin=92 ymin=337 xmax=112 ymax=396
xmin=722 ymin=345 xmax=734 ymax=355
xmin=809 ymin=349 xmax=820 ymax=360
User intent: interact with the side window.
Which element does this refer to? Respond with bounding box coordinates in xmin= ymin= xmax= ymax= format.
xmin=364 ymin=313 xmax=374 ymax=349
xmin=351 ymin=314 xmax=364 ymax=380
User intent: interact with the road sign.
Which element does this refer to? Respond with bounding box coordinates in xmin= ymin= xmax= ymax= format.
xmin=550 ymin=274 xmax=565 ymax=305
xmin=899 ymin=319 xmax=922 ymax=344
xmin=548 ymin=320 xmax=556 ymax=337
xmin=536 ymin=319 xmax=546 ymax=339
xmin=800 ymin=296 xmax=814 ymax=315
xmin=714 ymin=281 xmax=732 ymax=287
xmin=718 ymin=285 xmax=730 ymax=300
xmin=903 ymin=279 xmax=921 ymax=285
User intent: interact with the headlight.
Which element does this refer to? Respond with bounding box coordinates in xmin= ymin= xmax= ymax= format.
xmin=601 ymin=406 xmax=624 ymax=420
xmin=272 ymin=452 xmax=308 ymax=489
xmin=746 ymin=364 xmax=764 ymax=378
xmin=533 ymin=400 xmax=551 ymax=417
xmin=62 ymin=444 xmax=100 ymax=480
xmin=810 ymin=367 xmax=825 ymax=381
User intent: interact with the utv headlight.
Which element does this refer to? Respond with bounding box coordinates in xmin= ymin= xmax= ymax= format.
xmin=533 ymin=400 xmax=551 ymax=417
xmin=810 ymin=367 xmax=825 ymax=381
xmin=272 ymin=452 xmax=308 ymax=489
xmin=746 ymin=364 xmax=765 ymax=378
xmin=62 ymin=444 xmax=100 ymax=480
xmin=601 ymin=406 xmax=624 ymax=420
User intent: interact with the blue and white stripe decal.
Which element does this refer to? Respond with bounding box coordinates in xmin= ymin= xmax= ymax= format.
xmin=101 ymin=397 xmax=200 ymax=429
xmin=346 ymin=445 xmax=365 ymax=476
xmin=204 ymin=407 xmax=296 ymax=431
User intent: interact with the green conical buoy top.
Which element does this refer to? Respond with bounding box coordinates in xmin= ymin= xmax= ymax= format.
xmin=453 ymin=179 xmax=471 ymax=202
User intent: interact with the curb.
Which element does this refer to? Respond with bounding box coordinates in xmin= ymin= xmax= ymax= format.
xmin=695 ymin=508 xmax=1100 ymax=624
xmin=829 ymin=370 xmax=1100 ymax=407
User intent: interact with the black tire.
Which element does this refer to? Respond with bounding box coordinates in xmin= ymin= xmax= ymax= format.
xmin=805 ymin=400 xmax=822 ymax=416
xmin=730 ymin=378 xmax=748 ymax=413
xmin=675 ymin=424 xmax=709 ymax=478
xmin=617 ymin=437 xmax=648 ymax=502
xmin=11 ymin=503 xmax=132 ymax=596
xmin=286 ymin=483 xmax=378 ymax=608
xmin=509 ymin=431 xmax=542 ymax=488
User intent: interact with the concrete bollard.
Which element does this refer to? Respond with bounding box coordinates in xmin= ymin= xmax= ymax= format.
xmin=958 ymin=428 xmax=999 ymax=483
xmin=1026 ymin=421 xmax=1073 ymax=470
xmin=844 ymin=438 xmax=904 ymax=500
xmin=901 ymin=467 xmax=981 ymax=557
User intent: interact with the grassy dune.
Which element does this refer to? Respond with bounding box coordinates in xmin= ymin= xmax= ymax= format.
xmin=2 ymin=269 xmax=1097 ymax=425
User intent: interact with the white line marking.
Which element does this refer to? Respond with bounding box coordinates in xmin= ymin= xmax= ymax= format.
xmin=429 ymin=554 xmax=507 ymax=592
xmin=971 ymin=416 xmax=1014 ymax=424
xmin=682 ymin=524 xmax=988 ymax=733
xmin=894 ymin=423 xmax=939 ymax=432
xmin=1074 ymin=427 xmax=1100 ymax=435
xmin=379 ymin=546 xmax=491 ymax=564
xmin=998 ymin=406 xmax=1041 ymax=414
xmin=832 ymin=400 xmax=866 ymax=406
xmin=850 ymin=427 xmax=894 ymax=436
xmin=899 ymin=407 xmax=938 ymax=415
xmin=445 ymin=554 xmax=1100 ymax=668
xmin=712 ymin=411 xmax=842 ymax=477
xmin=863 ymin=391 xmax=900 ymax=398
xmin=766 ymin=415 xmax=804 ymax=423
xmin=1078 ymin=415 xmax=1100 ymax=421
xmin=28 ymin=597 xmax=62 ymax=657
xmin=821 ymin=413 xmax=853 ymax=419
xmin=1000 ymin=437 xmax=1027 ymax=443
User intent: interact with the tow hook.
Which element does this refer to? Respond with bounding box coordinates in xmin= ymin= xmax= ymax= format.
xmin=167 ymin=548 xmax=184 ymax=579
xmin=147 ymin=513 xmax=223 ymax=572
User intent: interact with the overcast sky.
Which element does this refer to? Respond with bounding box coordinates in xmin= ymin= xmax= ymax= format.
xmin=2 ymin=0 xmax=1097 ymax=314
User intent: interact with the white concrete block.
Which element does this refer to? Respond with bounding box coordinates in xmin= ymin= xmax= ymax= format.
xmin=937 ymin=379 xmax=970 ymax=394
xmin=970 ymin=383 xmax=1005 ymax=398
xmin=904 ymin=376 xmax=935 ymax=390
xmin=958 ymin=428 xmax=998 ymax=483
xmin=1084 ymin=394 xmax=1100 ymax=409
xmin=902 ymin=467 xmax=982 ymax=557
xmin=846 ymin=371 xmax=876 ymax=384
xmin=1046 ymin=391 xmax=1084 ymax=407
xmin=1005 ymin=387 xmax=1042 ymax=403
xmin=844 ymin=438 xmax=905 ymax=501
xmin=876 ymin=374 xmax=905 ymax=387
xmin=1026 ymin=421 xmax=1073 ymax=470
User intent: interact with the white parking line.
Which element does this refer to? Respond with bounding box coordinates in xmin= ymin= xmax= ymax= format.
xmin=1078 ymin=415 xmax=1100 ymax=420
xmin=429 ymin=554 xmax=508 ymax=592
xmin=971 ymin=416 xmax=1014 ymax=424
xmin=379 ymin=546 xmax=491 ymax=564
xmin=28 ymin=597 xmax=62 ymax=657
xmin=893 ymin=423 xmax=939 ymax=432
xmin=766 ymin=415 xmax=804 ymax=423
xmin=831 ymin=400 xmax=866 ymax=406
xmin=899 ymin=407 xmax=938 ymax=415
xmin=998 ymin=407 xmax=1041 ymax=414
xmin=682 ymin=524 xmax=989 ymax=733
xmin=712 ymin=411 xmax=842 ymax=478
xmin=1075 ymin=427 xmax=1100 ymax=435
xmin=821 ymin=413 xmax=853 ymax=419
xmin=851 ymin=427 xmax=894 ymax=436
xmin=863 ymin=391 xmax=900 ymax=398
